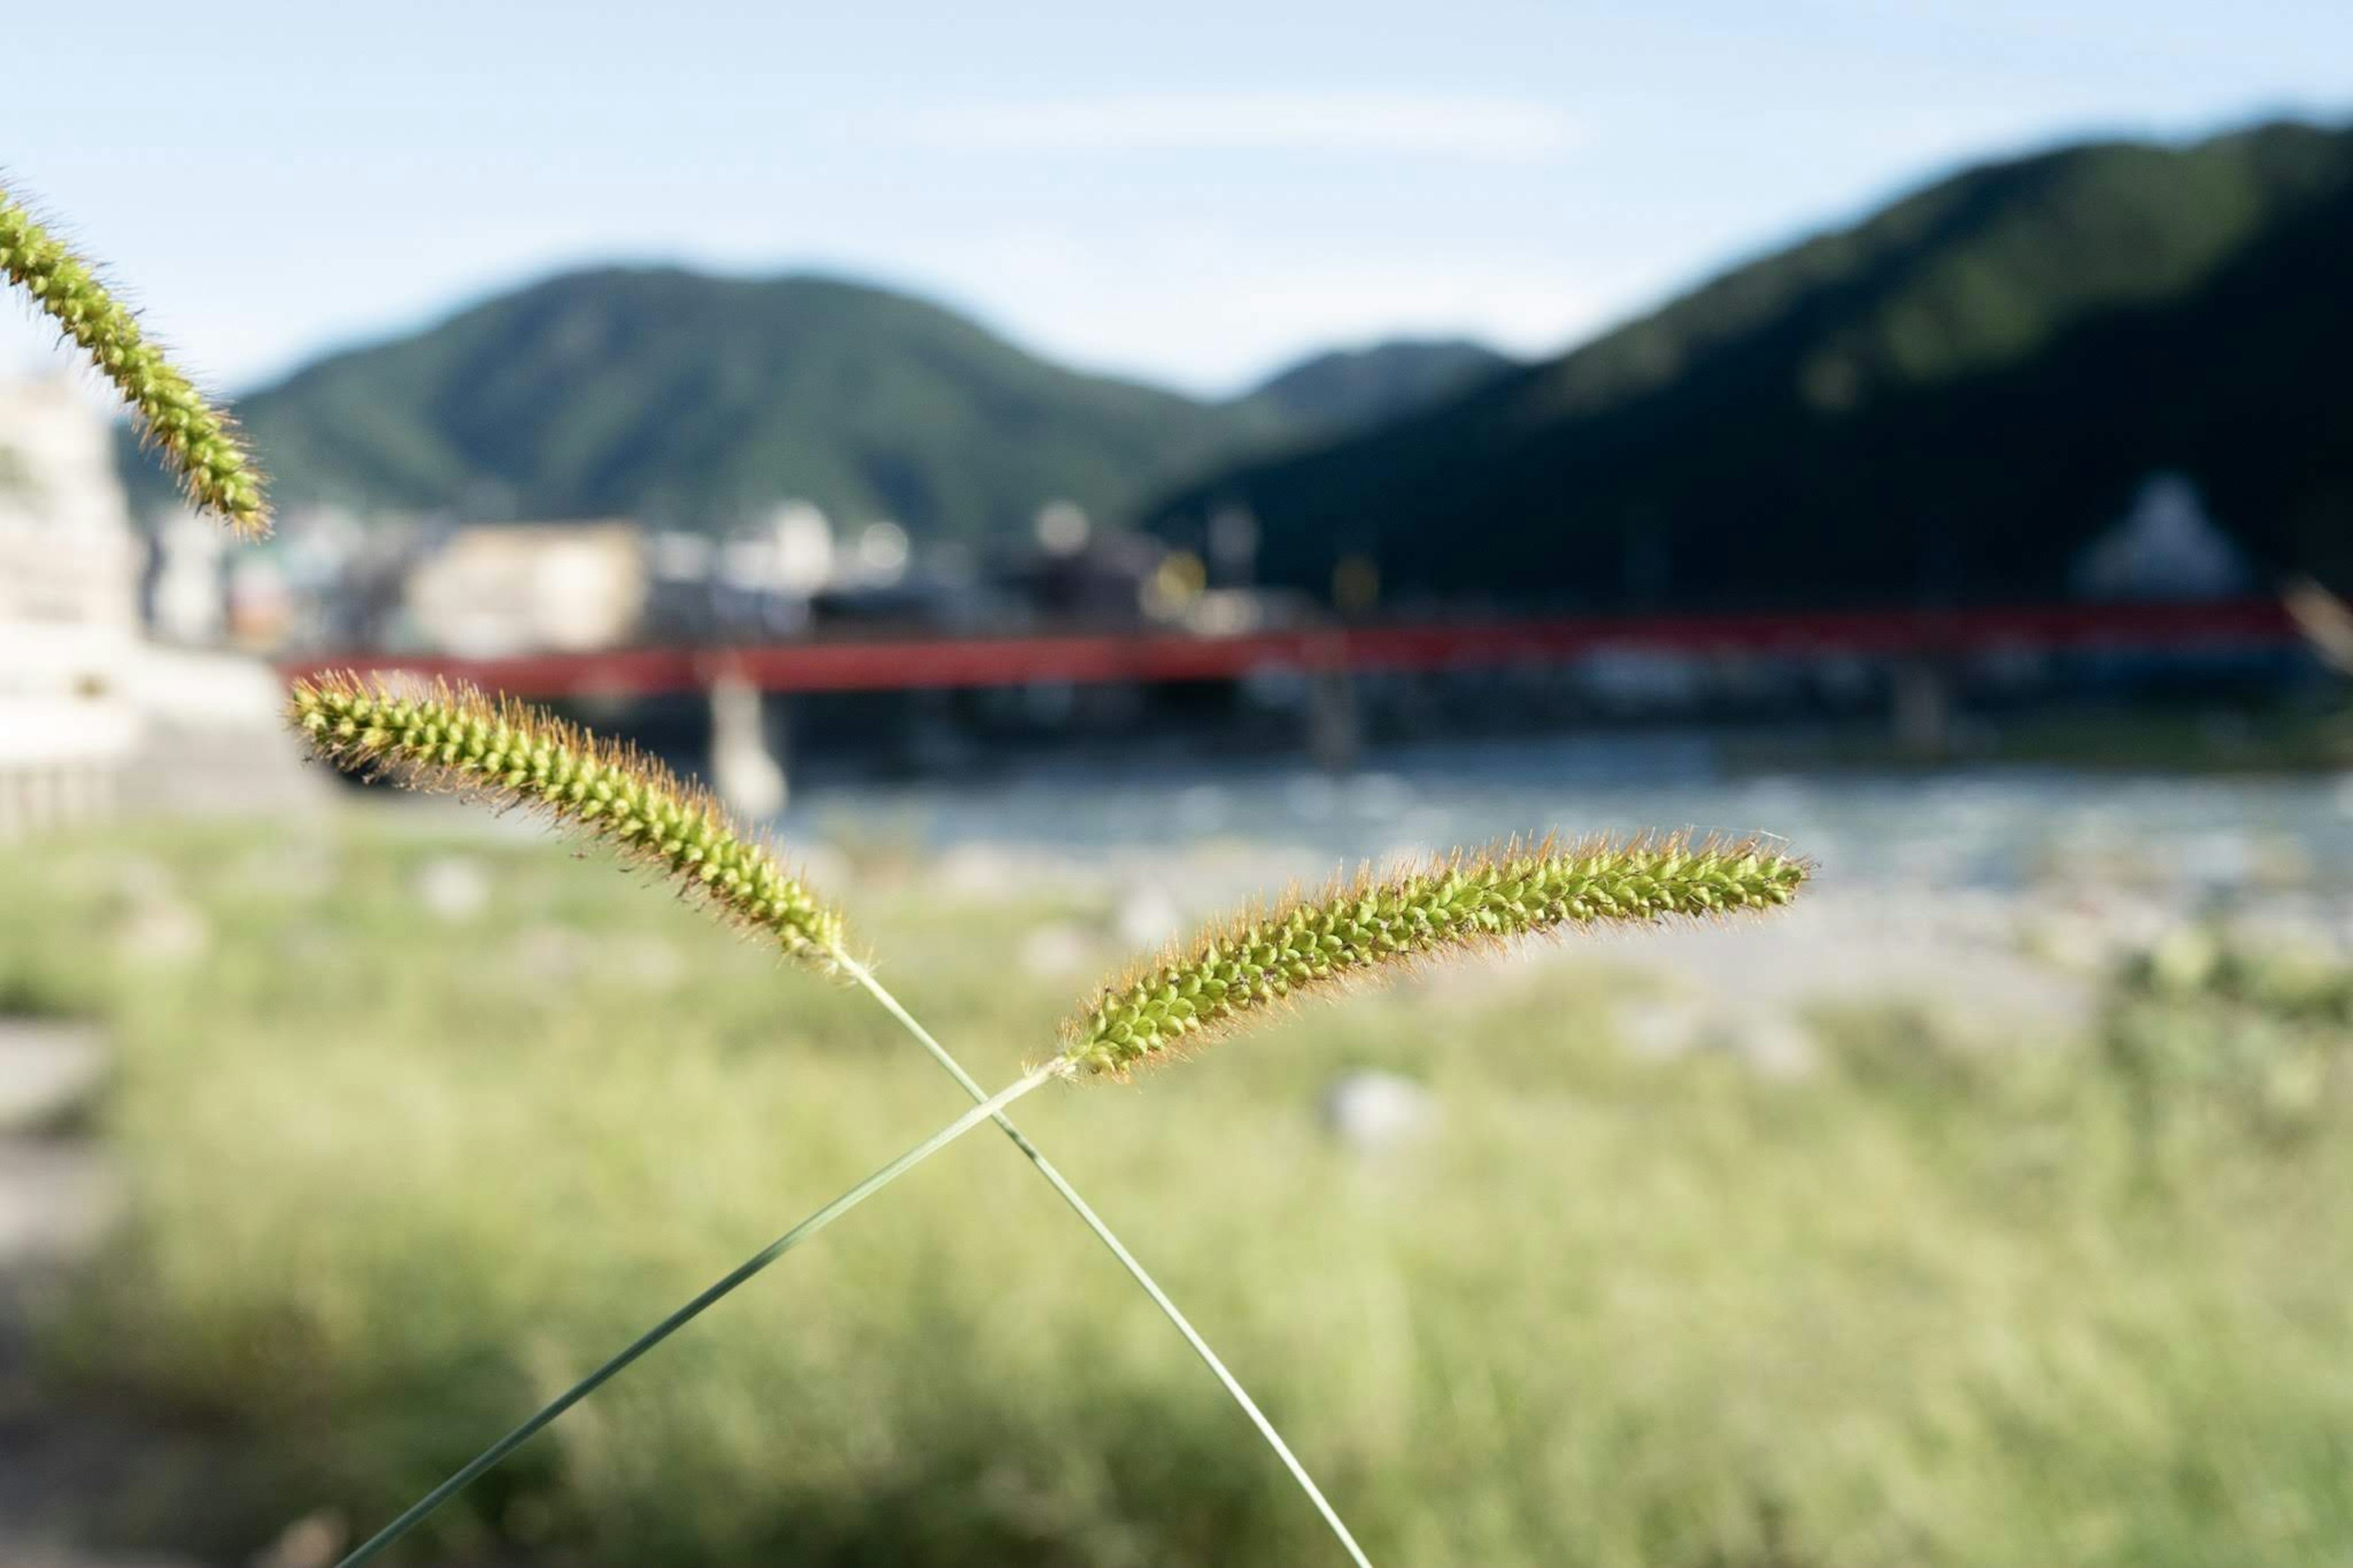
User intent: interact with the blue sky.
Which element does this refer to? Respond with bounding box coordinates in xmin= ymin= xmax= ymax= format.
xmin=4 ymin=0 xmax=2348 ymax=396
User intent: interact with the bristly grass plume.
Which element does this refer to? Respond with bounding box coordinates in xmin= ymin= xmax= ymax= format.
xmin=289 ymin=672 xmax=843 ymax=963
xmin=291 ymin=670 xmax=1377 ymax=1568
xmin=0 ymin=184 xmax=269 ymax=536
xmin=1063 ymin=833 xmax=1809 ymax=1075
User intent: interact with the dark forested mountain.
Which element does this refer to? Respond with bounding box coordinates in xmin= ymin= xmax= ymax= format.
xmin=1245 ymin=339 xmax=1515 ymax=436
xmin=170 ymin=268 xmax=1293 ymax=540
xmin=1151 ymin=119 xmax=2353 ymax=608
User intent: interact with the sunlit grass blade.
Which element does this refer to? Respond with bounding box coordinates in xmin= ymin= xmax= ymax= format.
xmin=333 ymin=1060 xmax=1064 ymax=1568
xmin=833 ymin=949 xmax=1377 ymax=1567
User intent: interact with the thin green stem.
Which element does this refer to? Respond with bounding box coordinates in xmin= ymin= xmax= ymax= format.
xmin=833 ymin=948 xmax=1376 ymax=1568
xmin=333 ymin=1061 xmax=1062 ymax=1568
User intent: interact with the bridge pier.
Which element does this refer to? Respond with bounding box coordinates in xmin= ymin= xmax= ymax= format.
xmin=1307 ymin=668 xmax=1361 ymax=773
xmin=1891 ymin=658 xmax=1954 ymax=758
xmin=707 ymin=675 xmax=787 ymax=821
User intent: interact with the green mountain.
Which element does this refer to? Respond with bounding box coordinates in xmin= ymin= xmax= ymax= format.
xmin=167 ymin=268 xmax=1294 ymax=539
xmin=1150 ymin=119 xmax=2353 ymax=607
xmin=1246 ymin=339 xmax=1514 ymax=436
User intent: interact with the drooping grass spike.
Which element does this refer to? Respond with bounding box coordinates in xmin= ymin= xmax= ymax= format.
xmin=1063 ymin=833 xmax=1809 ymax=1075
xmin=289 ymin=671 xmax=844 ymax=963
xmin=294 ymin=670 xmax=1379 ymax=1567
xmin=0 ymin=183 xmax=269 ymax=536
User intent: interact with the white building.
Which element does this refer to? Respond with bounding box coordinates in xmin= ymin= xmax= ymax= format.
xmin=736 ymin=501 xmax=835 ymax=596
xmin=0 ymin=375 xmax=315 ymax=839
xmin=404 ymin=519 xmax=649 ymax=657
xmin=0 ymin=376 xmax=145 ymax=836
xmin=148 ymin=505 xmax=230 ymax=645
xmin=2072 ymin=472 xmax=2254 ymax=602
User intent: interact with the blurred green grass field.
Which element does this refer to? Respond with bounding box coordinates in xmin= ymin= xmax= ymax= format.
xmin=4 ymin=811 xmax=2351 ymax=1567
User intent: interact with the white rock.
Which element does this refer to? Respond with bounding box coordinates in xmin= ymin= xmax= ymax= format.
xmin=112 ymin=856 xmax=176 ymax=904
xmin=789 ymin=840 xmax=853 ymax=898
xmin=0 ymin=1020 xmax=107 ymax=1131
xmin=1115 ymin=884 xmax=1184 ymax=950
xmin=1612 ymin=996 xmax=1711 ymax=1062
xmin=1019 ymin=922 xmax=1096 ymax=979
xmin=615 ymin=936 xmax=687 ymax=994
xmin=115 ymin=897 xmax=210 ymax=966
xmin=2080 ymin=891 xmax=2180 ymax=956
xmin=2224 ymin=906 xmax=2341 ymax=963
xmin=1616 ymin=996 xmax=1819 ymax=1080
xmin=413 ymin=855 xmax=491 ymax=923
xmin=1319 ymin=1070 xmax=1437 ymax=1153
xmin=2178 ymin=830 xmax=2254 ymax=888
xmin=233 ymin=843 xmax=339 ymax=902
xmin=1711 ymin=1012 xmax=1821 ymax=1081
xmin=2017 ymin=910 xmax=2114 ymax=975
xmin=510 ymin=925 xmax=588 ymax=984
xmin=933 ymin=843 xmax=1026 ymax=899
xmin=0 ymin=1140 xmax=122 ymax=1265
xmin=248 ymin=1509 xmax=347 ymax=1568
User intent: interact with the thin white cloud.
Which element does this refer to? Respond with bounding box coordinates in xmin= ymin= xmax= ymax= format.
xmin=936 ymin=222 xmax=1617 ymax=392
xmin=906 ymin=91 xmax=1582 ymax=161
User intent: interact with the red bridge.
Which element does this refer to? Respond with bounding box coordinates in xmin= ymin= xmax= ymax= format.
xmin=279 ymin=599 xmax=2302 ymax=700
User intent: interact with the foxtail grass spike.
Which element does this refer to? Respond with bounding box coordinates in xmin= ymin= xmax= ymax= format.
xmin=1063 ymin=833 xmax=1809 ymax=1075
xmin=0 ymin=185 xmax=268 ymax=536
xmin=289 ymin=672 xmax=844 ymax=963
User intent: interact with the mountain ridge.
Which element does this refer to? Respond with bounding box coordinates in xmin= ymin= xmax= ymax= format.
xmin=188 ymin=266 xmax=1282 ymax=539
xmin=1244 ymin=338 xmax=1515 ymax=436
xmin=1146 ymin=116 xmax=2353 ymax=605
xmin=120 ymin=268 xmax=1509 ymax=541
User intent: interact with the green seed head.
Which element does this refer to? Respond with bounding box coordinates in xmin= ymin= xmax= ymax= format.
xmin=289 ymin=672 xmax=844 ymax=963
xmin=1061 ymin=833 xmax=1809 ymax=1077
xmin=0 ymin=185 xmax=269 ymax=537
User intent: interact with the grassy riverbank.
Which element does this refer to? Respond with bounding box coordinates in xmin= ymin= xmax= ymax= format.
xmin=4 ymin=811 xmax=2351 ymax=1567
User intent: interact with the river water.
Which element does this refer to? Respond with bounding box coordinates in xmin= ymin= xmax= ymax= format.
xmin=783 ymin=735 xmax=2353 ymax=896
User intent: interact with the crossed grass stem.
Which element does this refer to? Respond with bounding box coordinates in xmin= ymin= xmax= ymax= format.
xmin=296 ymin=675 xmax=1808 ymax=1567
xmin=295 ymin=672 xmax=1378 ymax=1565
xmin=832 ymin=949 xmax=1379 ymax=1568
xmin=331 ymin=968 xmax=1376 ymax=1568
xmin=333 ymin=1057 xmax=1069 ymax=1568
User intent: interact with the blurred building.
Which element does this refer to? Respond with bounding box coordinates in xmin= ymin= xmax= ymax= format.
xmin=0 ymin=376 xmax=313 ymax=838
xmin=267 ymin=506 xmax=422 ymax=653
xmin=643 ymin=504 xmax=844 ymax=643
xmin=0 ymin=376 xmax=143 ymax=836
xmin=140 ymin=502 xmax=387 ymax=658
xmin=643 ymin=528 xmax=720 ymax=642
xmin=0 ymin=378 xmax=143 ymax=642
xmin=993 ymin=513 xmax=1177 ymax=626
xmin=145 ymin=506 xmax=229 ymax=645
xmin=404 ymin=519 xmax=648 ymax=657
xmin=2072 ymin=472 xmax=2254 ymax=601
xmin=716 ymin=502 xmax=833 ymax=636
